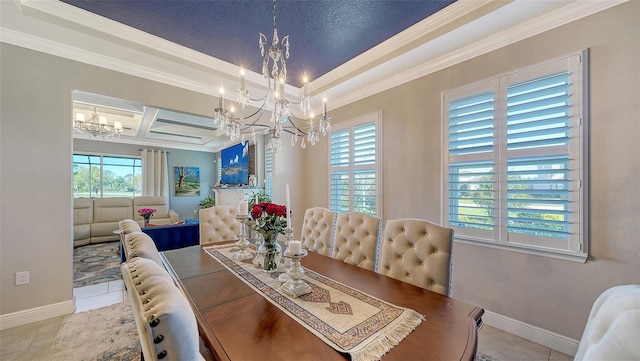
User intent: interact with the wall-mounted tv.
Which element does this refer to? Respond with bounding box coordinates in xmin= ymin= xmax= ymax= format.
xmin=221 ymin=141 xmax=249 ymax=186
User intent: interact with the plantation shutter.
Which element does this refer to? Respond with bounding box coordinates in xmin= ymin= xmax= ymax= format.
xmin=264 ymin=142 xmax=273 ymax=197
xmin=506 ymin=72 xmax=571 ymax=243
xmin=330 ymin=129 xmax=350 ymax=212
xmin=330 ymin=114 xmax=379 ymax=216
xmin=447 ymin=92 xmax=495 ymax=233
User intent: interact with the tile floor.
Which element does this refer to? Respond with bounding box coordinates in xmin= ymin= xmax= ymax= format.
xmin=0 ymin=280 xmax=126 ymax=361
xmin=1 ymin=280 xmax=574 ymax=361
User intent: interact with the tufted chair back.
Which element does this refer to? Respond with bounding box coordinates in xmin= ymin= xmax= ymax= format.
xmin=378 ymin=219 xmax=453 ymax=296
xmin=331 ymin=212 xmax=382 ymax=271
xmin=199 ymin=206 xmax=241 ymax=244
xmin=121 ymin=257 xmax=205 ymax=361
xmin=119 ymin=219 xmax=142 ymax=235
xmin=122 ymin=231 xmax=163 ymax=266
xmin=300 ymin=207 xmax=337 ymax=256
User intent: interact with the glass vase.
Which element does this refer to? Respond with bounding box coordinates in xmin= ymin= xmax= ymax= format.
xmin=257 ymin=232 xmax=282 ymax=273
xmin=143 ymin=217 xmax=150 ymax=227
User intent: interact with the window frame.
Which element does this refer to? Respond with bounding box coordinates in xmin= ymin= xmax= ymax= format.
xmin=442 ymin=51 xmax=588 ymax=262
xmin=329 ymin=111 xmax=382 ymax=216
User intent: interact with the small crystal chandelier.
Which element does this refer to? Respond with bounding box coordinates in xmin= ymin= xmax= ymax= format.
xmin=213 ymin=0 xmax=331 ymax=153
xmin=73 ymin=107 xmax=123 ymax=139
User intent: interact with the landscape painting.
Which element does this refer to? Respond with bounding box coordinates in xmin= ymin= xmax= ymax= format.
xmin=221 ymin=141 xmax=249 ymax=185
xmin=174 ymin=166 xmax=200 ymax=196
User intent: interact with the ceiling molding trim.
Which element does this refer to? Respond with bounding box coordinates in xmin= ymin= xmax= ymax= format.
xmin=18 ymin=0 xmax=240 ymax=76
xmin=75 ymin=135 xmax=218 ymax=153
xmin=327 ymin=0 xmax=630 ymax=111
xmin=311 ymin=0 xmax=495 ymax=92
xmin=0 ymin=27 xmax=217 ymax=97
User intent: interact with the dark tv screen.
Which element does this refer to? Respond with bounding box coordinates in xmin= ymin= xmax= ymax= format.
xmin=221 ymin=141 xmax=249 ymax=185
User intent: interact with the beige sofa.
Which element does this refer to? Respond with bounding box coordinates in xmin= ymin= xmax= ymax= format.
xmin=73 ymin=196 xmax=178 ymax=247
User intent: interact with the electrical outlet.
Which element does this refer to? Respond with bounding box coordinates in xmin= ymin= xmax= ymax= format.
xmin=16 ymin=271 xmax=29 ymax=286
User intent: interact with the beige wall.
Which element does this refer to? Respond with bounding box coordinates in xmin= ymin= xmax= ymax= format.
xmin=0 ymin=44 xmax=219 ymax=316
xmin=302 ymin=2 xmax=640 ymax=340
xmin=1 ymin=0 xmax=638 ymax=344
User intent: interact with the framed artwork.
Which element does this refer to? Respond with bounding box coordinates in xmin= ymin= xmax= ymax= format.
xmin=174 ymin=166 xmax=200 ymax=196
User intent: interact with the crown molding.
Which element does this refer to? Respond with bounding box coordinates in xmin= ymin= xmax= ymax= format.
xmin=326 ymin=0 xmax=630 ymax=111
xmin=311 ymin=0 xmax=498 ymax=92
xmin=2 ymin=0 xmax=630 ymax=115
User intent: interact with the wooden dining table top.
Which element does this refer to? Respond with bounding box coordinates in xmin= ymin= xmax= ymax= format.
xmin=160 ymin=245 xmax=484 ymax=361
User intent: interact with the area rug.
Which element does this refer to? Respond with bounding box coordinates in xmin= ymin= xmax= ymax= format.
xmin=48 ymin=302 xmax=140 ymax=361
xmin=74 ymin=241 xmax=122 ymax=288
xmin=476 ymin=352 xmax=499 ymax=361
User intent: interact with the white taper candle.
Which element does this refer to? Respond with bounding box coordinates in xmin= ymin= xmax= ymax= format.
xmin=286 ymin=184 xmax=291 ymax=229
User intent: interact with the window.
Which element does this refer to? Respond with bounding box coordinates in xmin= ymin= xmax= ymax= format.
xmin=73 ymin=154 xmax=142 ymax=198
xmin=443 ymin=53 xmax=587 ymax=261
xmin=330 ymin=112 xmax=381 ymax=216
xmin=264 ymin=143 xmax=273 ymax=198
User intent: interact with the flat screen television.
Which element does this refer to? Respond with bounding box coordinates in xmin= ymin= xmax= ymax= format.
xmin=221 ymin=141 xmax=249 ymax=186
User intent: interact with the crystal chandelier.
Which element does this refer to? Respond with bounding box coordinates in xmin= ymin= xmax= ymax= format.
xmin=213 ymin=0 xmax=331 ymax=153
xmin=73 ymin=107 xmax=123 ymax=139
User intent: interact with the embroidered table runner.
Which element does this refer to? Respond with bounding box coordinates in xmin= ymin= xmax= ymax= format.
xmin=204 ymin=244 xmax=424 ymax=361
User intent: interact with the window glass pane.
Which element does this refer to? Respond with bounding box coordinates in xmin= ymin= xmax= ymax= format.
xmin=353 ymin=170 xmax=376 ymax=215
xmin=507 ymin=156 xmax=569 ymax=238
xmin=102 ymin=156 xmax=141 ymax=197
xmin=73 ymin=154 xmax=140 ymax=198
xmin=330 ymin=171 xmax=350 ymax=213
xmin=448 ymin=161 xmax=494 ymax=230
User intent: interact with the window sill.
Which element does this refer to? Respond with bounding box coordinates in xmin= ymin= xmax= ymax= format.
xmin=454 ymin=237 xmax=588 ymax=263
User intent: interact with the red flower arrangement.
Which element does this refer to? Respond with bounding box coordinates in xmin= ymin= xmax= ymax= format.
xmin=250 ymin=202 xmax=288 ymax=237
xmin=137 ymin=208 xmax=156 ymax=219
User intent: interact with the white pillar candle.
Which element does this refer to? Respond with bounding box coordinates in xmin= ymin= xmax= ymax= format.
xmin=289 ymin=240 xmax=302 ymax=254
xmin=285 ymin=184 xmax=291 ymax=229
xmin=239 ymin=200 xmax=248 ymax=216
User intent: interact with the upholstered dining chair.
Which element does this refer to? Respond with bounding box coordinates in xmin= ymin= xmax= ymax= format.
xmin=122 ymin=231 xmax=163 ymax=266
xmin=300 ymin=207 xmax=337 ymax=256
xmin=121 ymin=257 xmax=205 ymax=361
xmin=199 ymin=206 xmax=241 ymax=244
xmin=378 ymin=218 xmax=454 ymax=296
xmin=119 ymin=219 xmax=142 ymax=235
xmin=574 ymin=284 xmax=640 ymax=360
xmin=331 ymin=212 xmax=382 ymax=271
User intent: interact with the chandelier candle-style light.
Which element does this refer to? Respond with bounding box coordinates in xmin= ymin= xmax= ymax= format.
xmin=73 ymin=107 xmax=123 ymax=139
xmin=213 ymin=0 xmax=331 ymax=153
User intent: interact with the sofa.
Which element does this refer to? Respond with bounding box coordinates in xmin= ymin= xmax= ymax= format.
xmin=73 ymin=196 xmax=178 ymax=247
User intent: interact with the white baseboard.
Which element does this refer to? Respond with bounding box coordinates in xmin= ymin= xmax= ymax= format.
xmin=482 ymin=311 xmax=580 ymax=357
xmin=0 ymin=300 xmax=75 ymax=330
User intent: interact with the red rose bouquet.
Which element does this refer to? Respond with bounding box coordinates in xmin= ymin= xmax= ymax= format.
xmin=250 ymin=202 xmax=287 ymax=238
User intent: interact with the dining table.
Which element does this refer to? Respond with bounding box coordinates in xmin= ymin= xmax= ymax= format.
xmin=160 ymin=244 xmax=484 ymax=361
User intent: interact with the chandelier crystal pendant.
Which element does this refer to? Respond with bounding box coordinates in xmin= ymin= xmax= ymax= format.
xmin=73 ymin=107 xmax=122 ymax=139
xmin=214 ymin=0 xmax=331 ymax=154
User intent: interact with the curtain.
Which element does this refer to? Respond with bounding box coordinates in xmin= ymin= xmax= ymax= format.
xmin=141 ymin=149 xmax=169 ymax=197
